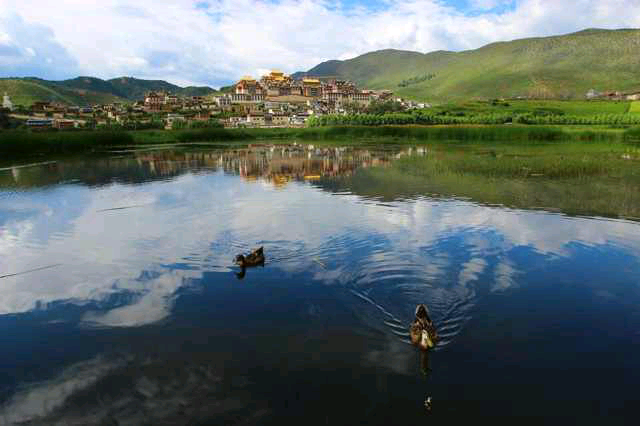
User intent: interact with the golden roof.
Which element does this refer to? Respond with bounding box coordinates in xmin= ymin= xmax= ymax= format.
xmin=303 ymin=78 xmax=321 ymax=84
xmin=239 ymin=75 xmax=256 ymax=82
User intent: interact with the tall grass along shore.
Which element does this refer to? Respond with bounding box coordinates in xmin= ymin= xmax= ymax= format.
xmin=2 ymin=125 xmax=640 ymax=156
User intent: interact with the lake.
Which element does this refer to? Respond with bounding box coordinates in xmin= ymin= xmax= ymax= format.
xmin=1 ymin=142 xmax=639 ymax=424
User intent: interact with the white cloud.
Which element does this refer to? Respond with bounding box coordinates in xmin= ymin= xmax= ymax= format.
xmin=0 ymin=1 xmax=639 ymax=86
xmin=2 ymin=150 xmax=640 ymax=332
xmin=0 ymin=356 xmax=123 ymax=424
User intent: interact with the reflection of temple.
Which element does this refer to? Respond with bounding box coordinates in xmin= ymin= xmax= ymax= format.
xmin=218 ymin=144 xmax=395 ymax=187
xmin=131 ymin=145 xmax=408 ymax=188
xmin=1 ymin=145 xmax=421 ymax=189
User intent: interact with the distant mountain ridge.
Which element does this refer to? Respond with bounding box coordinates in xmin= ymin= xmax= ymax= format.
xmin=0 ymin=76 xmax=217 ymax=106
xmin=293 ymin=28 xmax=640 ymax=100
xmin=3 ymin=28 xmax=640 ymax=105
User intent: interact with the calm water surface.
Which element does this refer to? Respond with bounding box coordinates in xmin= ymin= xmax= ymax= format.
xmin=1 ymin=143 xmax=639 ymax=424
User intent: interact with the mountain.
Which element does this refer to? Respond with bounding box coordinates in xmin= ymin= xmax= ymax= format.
xmin=0 ymin=76 xmax=218 ymax=106
xmin=294 ymin=29 xmax=640 ymax=101
xmin=106 ymin=77 xmax=216 ymax=100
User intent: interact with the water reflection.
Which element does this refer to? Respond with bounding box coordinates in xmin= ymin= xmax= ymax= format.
xmin=1 ymin=145 xmax=640 ymax=424
xmin=0 ymin=144 xmax=402 ymax=189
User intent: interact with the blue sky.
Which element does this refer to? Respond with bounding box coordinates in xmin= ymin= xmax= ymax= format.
xmin=0 ymin=0 xmax=637 ymax=87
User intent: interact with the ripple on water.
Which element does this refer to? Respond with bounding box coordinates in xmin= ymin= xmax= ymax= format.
xmin=341 ymin=236 xmax=480 ymax=352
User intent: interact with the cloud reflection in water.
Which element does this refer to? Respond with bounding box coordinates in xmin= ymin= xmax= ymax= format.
xmin=1 ymin=146 xmax=640 ymax=423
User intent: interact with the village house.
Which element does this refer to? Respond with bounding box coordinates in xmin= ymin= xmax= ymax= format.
xmin=269 ymin=113 xmax=291 ymax=127
xmin=602 ymin=91 xmax=624 ymax=101
xmin=264 ymin=101 xmax=289 ymax=112
xmin=193 ymin=111 xmax=212 ymax=121
xmin=302 ymin=78 xmax=322 ymax=97
xmin=165 ymin=94 xmax=179 ymax=105
xmin=235 ymin=76 xmax=264 ymax=96
xmin=54 ymin=119 xmax=76 ymax=129
xmin=165 ymin=113 xmax=185 ymax=129
xmin=246 ymin=113 xmax=266 ymax=127
xmin=144 ymin=91 xmax=166 ymax=112
xmin=231 ymin=93 xmax=265 ymax=103
xmin=214 ymin=95 xmax=232 ymax=107
xmin=228 ymin=116 xmax=248 ymax=127
xmin=290 ymin=113 xmax=310 ymax=126
xmin=322 ymin=80 xmax=356 ymax=102
xmin=31 ymin=101 xmax=52 ymax=112
xmin=586 ymin=89 xmax=601 ymax=100
xmin=26 ymin=118 xmax=54 ymax=129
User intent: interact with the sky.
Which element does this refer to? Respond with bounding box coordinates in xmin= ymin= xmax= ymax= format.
xmin=0 ymin=0 xmax=639 ymax=88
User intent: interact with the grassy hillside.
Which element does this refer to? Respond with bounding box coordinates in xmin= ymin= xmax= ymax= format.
xmin=0 ymin=76 xmax=217 ymax=106
xmin=297 ymin=29 xmax=640 ymax=101
xmin=0 ymin=78 xmax=124 ymax=106
xmin=430 ymin=99 xmax=632 ymax=116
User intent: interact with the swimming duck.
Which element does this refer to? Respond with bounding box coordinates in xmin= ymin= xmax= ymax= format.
xmin=409 ymin=304 xmax=439 ymax=351
xmin=424 ymin=396 xmax=432 ymax=412
xmin=235 ymin=246 xmax=265 ymax=268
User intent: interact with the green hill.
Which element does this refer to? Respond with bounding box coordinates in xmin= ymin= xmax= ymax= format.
xmin=0 ymin=76 xmax=217 ymax=106
xmin=295 ymin=29 xmax=640 ymax=101
xmin=0 ymin=78 xmax=125 ymax=106
xmin=106 ymin=77 xmax=216 ymax=99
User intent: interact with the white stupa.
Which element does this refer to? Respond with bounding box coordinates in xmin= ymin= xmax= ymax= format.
xmin=2 ymin=92 xmax=13 ymax=111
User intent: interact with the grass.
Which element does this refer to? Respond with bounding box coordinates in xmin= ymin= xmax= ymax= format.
xmin=2 ymin=125 xmax=639 ymax=157
xmin=429 ymin=99 xmax=632 ymax=117
xmin=0 ymin=78 xmax=122 ymax=106
xmin=138 ymin=125 xmax=628 ymax=145
xmin=341 ymin=142 xmax=640 ymax=219
xmin=0 ymin=130 xmax=134 ymax=155
xmin=629 ymin=101 xmax=640 ymax=114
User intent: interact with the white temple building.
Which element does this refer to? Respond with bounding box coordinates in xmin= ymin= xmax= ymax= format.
xmin=2 ymin=93 xmax=13 ymax=111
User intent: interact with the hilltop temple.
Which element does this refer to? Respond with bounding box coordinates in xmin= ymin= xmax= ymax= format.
xmin=233 ymin=70 xmax=375 ymax=106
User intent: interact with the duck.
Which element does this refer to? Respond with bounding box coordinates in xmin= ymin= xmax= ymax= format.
xmin=424 ymin=396 xmax=432 ymax=412
xmin=409 ymin=304 xmax=439 ymax=351
xmin=235 ymin=246 xmax=265 ymax=268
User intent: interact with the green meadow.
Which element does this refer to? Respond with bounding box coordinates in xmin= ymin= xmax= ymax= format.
xmin=429 ymin=99 xmax=633 ymax=116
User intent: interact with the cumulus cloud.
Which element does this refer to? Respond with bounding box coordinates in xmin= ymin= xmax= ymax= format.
xmin=0 ymin=1 xmax=638 ymax=86
xmin=0 ymin=13 xmax=78 ymax=79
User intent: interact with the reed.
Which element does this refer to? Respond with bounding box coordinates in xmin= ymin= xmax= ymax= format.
xmin=0 ymin=130 xmax=133 ymax=155
xmin=0 ymin=125 xmax=633 ymax=157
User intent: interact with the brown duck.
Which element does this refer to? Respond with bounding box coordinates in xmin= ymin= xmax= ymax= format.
xmin=235 ymin=246 xmax=265 ymax=268
xmin=409 ymin=304 xmax=439 ymax=351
